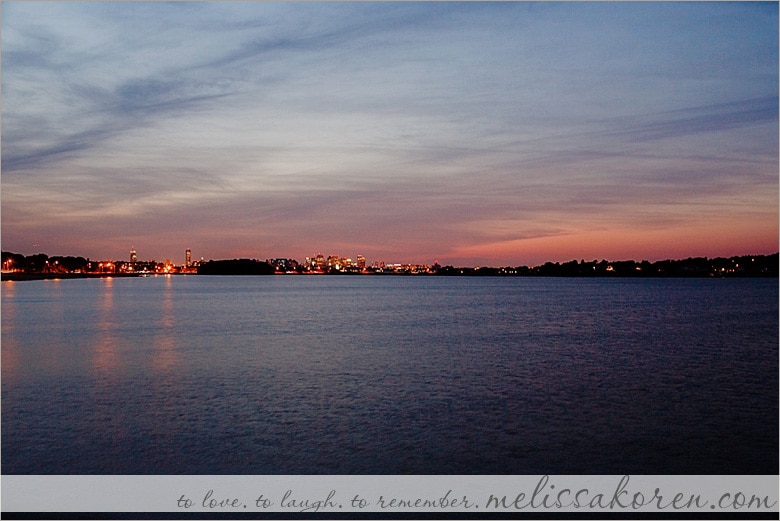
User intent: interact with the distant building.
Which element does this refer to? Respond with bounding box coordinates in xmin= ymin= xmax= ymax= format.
xmin=268 ymin=258 xmax=299 ymax=273
xmin=186 ymin=248 xmax=192 ymax=267
xmin=314 ymin=253 xmax=326 ymax=271
xmin=326 ymin=255 xmax=341 ymax=271
xmin=130 ymin=247 xmax=137 ymax=263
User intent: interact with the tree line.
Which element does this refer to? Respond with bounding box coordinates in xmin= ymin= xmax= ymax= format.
xmin=3 ymin=251 xmax=777 ymax=277
xmin=436 ymin=254 xmax=778 ymax=277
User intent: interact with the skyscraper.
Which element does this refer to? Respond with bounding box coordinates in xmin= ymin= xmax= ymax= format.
xmin=130 ymin=247 xmax=137 ymax=263
xmin=186 ymin=248 xmax=192 ymax=267
xmin=314 ymin=253 xmax=326 ymax=271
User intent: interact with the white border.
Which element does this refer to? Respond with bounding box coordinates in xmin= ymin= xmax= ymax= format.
xmin=2 ymin=475 xmax=778 ymax=513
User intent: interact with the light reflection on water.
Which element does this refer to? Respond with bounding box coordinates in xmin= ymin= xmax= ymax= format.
xmin=93 ymin=277 xmax=118 ymax=377
xmin=152 ymin=276 xmax=177 ymax=373
xmin=1 ymin=276 xmax=777 ymax=474
xmin=1 ymin=281 xmax=20 ymax=375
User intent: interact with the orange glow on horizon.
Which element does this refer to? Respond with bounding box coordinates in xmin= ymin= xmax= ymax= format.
xmin=450 ymin=220 xmax=779 ymax=266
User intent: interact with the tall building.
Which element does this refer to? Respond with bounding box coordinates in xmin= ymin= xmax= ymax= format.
xmin=326 ymin=255 xmax=340 ymax=270
xmin=130 ymin=247 xmax=137 ymax=263
xmin=186 ymin=248 xmax=192 ymax=267
xmin=357 ymin=254 xmax=366 ymax=270
xmin=314 ymin=253 xmax=326 ymax=271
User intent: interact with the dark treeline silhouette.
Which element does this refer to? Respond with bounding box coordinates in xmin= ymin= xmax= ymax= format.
xmin=436 ymin=253 xmax=778 ymax=277
xmin=2 ymin=252 xmax=90 ymax=273
xmin=197 ymin=259 xmax=275 ymax=275
xmin=3 ymin=251 xmax=777 ymax=278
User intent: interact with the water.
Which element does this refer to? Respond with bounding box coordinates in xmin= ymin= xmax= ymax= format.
xmin=2 ymin=275 xmax=777 ymax=474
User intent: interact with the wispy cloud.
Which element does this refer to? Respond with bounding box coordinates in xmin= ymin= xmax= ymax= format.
xmin=604 ymin=97 xmax=779 ymax=143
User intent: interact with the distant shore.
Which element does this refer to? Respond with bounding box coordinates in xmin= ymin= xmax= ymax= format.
xmin=3 ymin=252 xmax=777 ymax=280
xmin=1 ymin=272 xmax=144 ymax=282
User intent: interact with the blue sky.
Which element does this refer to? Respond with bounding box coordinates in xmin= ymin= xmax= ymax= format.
xmin=2 ymin=2 xmax=777 ymax=266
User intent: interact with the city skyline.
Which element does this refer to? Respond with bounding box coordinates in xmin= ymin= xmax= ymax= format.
xmin=3 ymin=247 xmax=776 ymax=278
xmin=2 ymin=2 xmax=778 ymax=266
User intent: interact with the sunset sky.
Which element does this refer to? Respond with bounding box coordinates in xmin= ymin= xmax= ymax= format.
xmin=2 ymin=2 xmax=777 ymax=267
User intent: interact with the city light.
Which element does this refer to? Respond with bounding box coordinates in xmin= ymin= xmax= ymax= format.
xmin=1 ymin=248 xmax=778 ymax=279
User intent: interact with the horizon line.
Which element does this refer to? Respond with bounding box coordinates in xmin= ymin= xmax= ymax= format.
xmin=3 ymin=248 xmax=778 ymax=270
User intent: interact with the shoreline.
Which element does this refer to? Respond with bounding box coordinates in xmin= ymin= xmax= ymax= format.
xmin=3 ymin=271 xmax=777 ymax=281
xmin=1 ymin=272 xmax=145 ymax=282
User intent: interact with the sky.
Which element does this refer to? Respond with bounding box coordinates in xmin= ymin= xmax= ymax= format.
xmin=2 ymin=2 xmax=778 ymax=267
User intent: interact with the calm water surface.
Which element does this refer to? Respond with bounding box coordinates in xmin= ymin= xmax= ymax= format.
xmin=2 ymin=275 xmax=777 ymax=474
